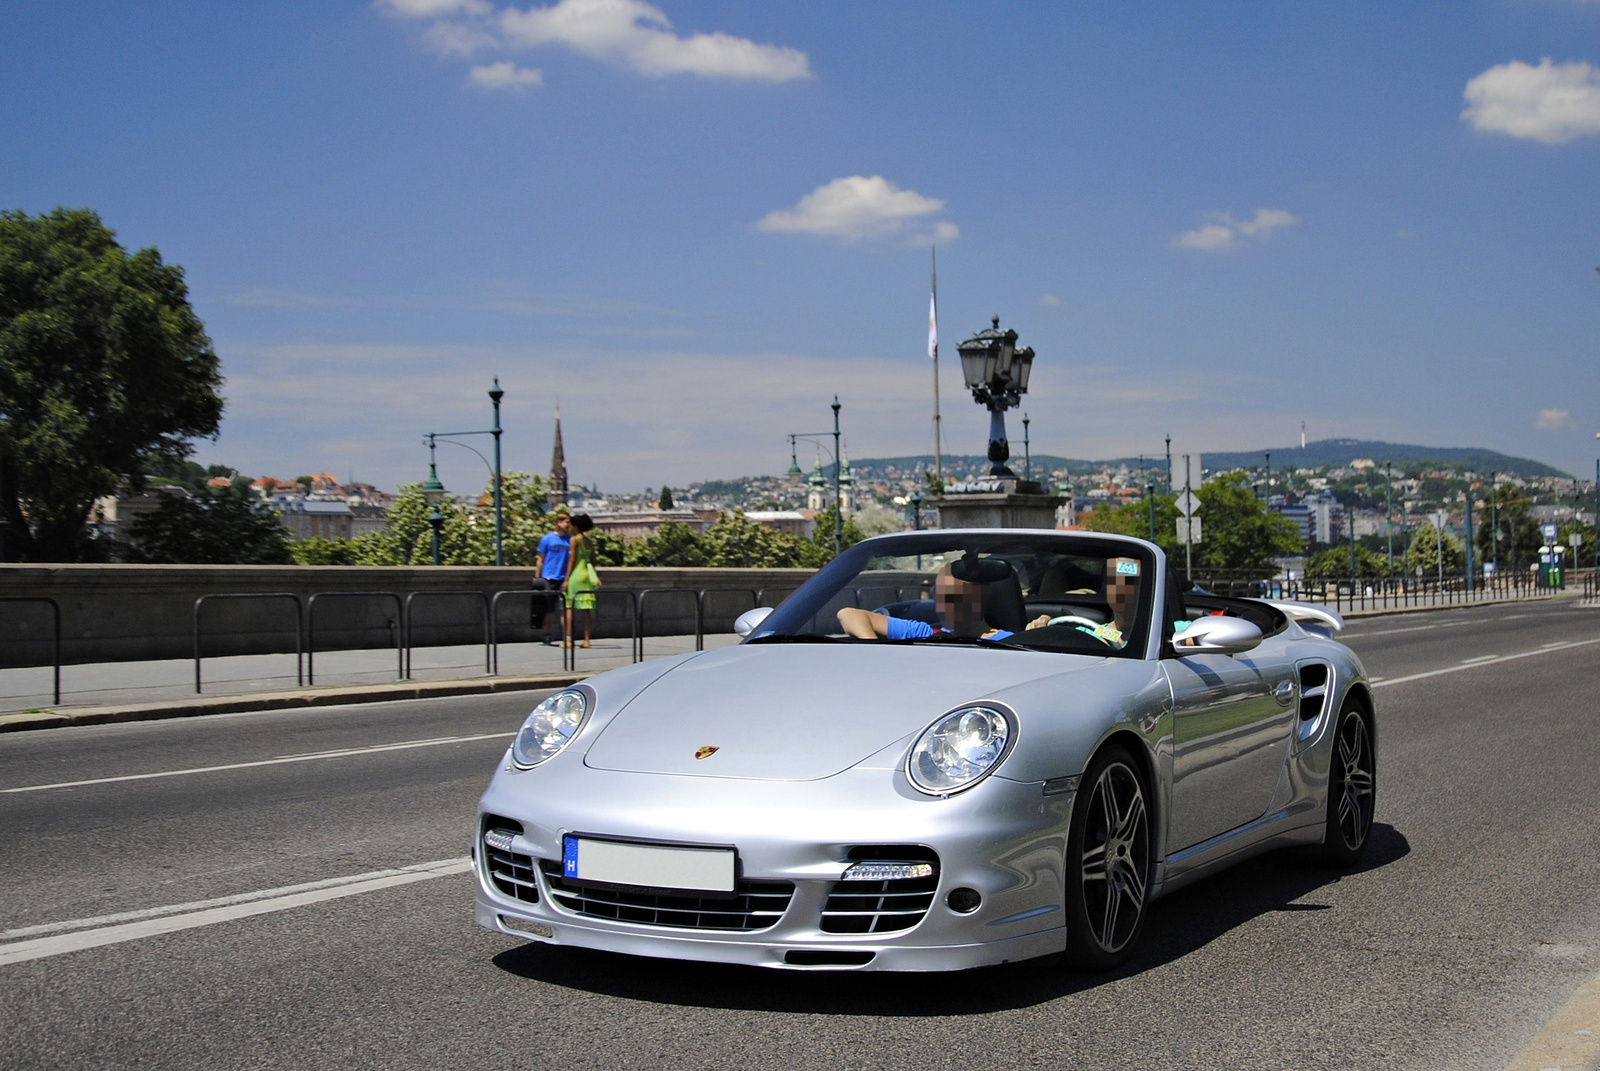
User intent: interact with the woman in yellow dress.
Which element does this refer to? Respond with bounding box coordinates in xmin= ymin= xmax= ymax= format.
xmin=563 ymin=513 xmax=601 ymax=649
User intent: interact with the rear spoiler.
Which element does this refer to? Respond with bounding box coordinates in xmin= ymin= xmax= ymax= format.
xmin=1257 ymin=599 xmax=1345 ymax=633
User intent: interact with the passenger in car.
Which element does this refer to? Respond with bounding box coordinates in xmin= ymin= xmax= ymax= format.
xmin=837 ymin=559 xmax=1049 ymax=641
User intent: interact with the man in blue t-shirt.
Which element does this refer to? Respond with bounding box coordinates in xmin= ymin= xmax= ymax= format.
xmin=838 ymin=560 xmax=1039 ymax=642
xmin=531 ymin=511 xmax=573 ymax=643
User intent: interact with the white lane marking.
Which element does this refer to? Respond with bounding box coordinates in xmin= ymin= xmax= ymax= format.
xmin=0 ymin=859 xmax=469 ymax=941
xmin=1373 ymin=636 xmax=1600 ymax=689
xmin=1461 ymin=655 xmax=1499 ymax=664
xmin=0 ymin=859 xmax=471 ymax=967
xmin=0 ymin=732 xmax=513 ymax=794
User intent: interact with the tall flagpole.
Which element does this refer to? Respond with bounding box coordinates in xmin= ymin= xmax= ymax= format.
xmin=930 ymin=247 xmax=942 ymax=484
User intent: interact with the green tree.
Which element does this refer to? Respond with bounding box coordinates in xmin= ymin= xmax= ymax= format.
xmin=126 ymin=486 xmax=292 ymax=564
xmin=809 ymin=503 xmax=865 ymax=562
xmin=1080 ymin=475 xmax=1301 ymax=574
xmin=289 ymin=536 xmax=362 ymax=565
xmin=658 ymin=485 xmax=674 ymax=509
xmin=624 ymin=520 xmax=709 ymax=566
xmin=1305 ymin=544 xmax=1390 ymax=579
xmin=0 ymin=208 xmax=224 ymax=561
xmin=1474 ymin=487 xmax=1541 ymax=575
xmin=1405 ymin=525 xmax=1464 ymax=575
xmin=700 ymin=510 xmax=828 ymax=568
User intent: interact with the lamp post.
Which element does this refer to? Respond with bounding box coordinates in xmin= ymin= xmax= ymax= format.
xmin=911 ymin=490 xmax=923 ymax=531
xmin=1384 ymin=460 xmax=1395 ymax=575
xmin=785 ymin=397 xmax=846 ymax=556
xmin=1490 ymin=471 xmax=1499 ymax=583
xmin=1594 ymin=435 xmax=1599 ymax=575
xmin=1022 ymin=413 xmax=1031 ymax=483
xmin=956 ymin=316 xmax=1036 ymax=480
xmin=423 ymin=379 xmax=506 ymax=566
xmin=1264 ymin=452 xmax=1271 ymax=501
xmin=421 ymin=440 xmax=447 ymax=566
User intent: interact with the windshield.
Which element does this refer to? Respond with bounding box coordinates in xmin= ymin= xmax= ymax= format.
xmin=750 ymin=532 xmax=1157 ymax=658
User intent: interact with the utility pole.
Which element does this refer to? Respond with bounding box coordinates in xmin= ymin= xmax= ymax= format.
xmin=489 ymin=378 xmax=504 ymax=567
xmin=1490 ymin=471 xmax=1499 ymax=583
xmin=930 ymin=248 xmax=942 ymax=485
xmin=1263 ymin=451 xmax=1271 ymax=500
xmin=1184 ymin=453 xmax=1194 ymax=580
xmin=1464 ymin=489 xmax=1475 ymax=592
xmin=832 ymin=396 xmax=843 ymax=556
xmin=1384 ymin=460 xmax=1395 ymax=575
xmin=1165 ymin=435 xmax=1172 ymax=495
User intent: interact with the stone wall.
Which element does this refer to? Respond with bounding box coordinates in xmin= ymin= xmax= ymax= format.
xmin=0 ymin=564 xmax=815 ymax=668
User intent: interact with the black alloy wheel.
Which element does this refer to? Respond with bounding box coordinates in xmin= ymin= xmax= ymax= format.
xmin=1063 ymin=745 xmax=1152 ymax=971
xmin=1321 ymin=702 xmax=1376 ymax=865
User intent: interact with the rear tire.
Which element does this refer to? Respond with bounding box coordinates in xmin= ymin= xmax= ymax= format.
xmin=1062 ymin=744 xmax=1152 ymax=971
xmin=1320 ymin=701 xmax=1375 ymax=866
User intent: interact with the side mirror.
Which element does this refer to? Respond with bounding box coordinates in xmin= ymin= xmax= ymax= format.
xmin=1173 ymin=615 xmax=1263 ymax=656
xmin=734 ymin=607 xmax=775 ymax=638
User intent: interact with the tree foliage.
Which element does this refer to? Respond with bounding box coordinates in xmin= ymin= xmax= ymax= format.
xmin=126 ymin=486 xmax=292 ymax=565
xmin=1473 ymin=487 xmax=1542 ymax=574
xmin=0 ymin=208 xmax=224 ymax=561
xmin=1305 ymin=544 xmax=1390 ymax=579
xmin=1405 ymin=525 xmax=1464 ymax=576
xmin=1080 ymin=474 xmax=1302 ymax=573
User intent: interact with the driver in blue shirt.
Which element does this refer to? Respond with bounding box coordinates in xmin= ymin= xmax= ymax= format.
xmin=837 ymin=560 xmax=1047 ymax=641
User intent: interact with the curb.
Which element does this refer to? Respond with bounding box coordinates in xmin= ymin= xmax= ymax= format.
xmin=0 ymin=673 xmax=590 ymax=734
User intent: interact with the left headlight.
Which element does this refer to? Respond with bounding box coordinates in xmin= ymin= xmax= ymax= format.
xmin=906 ymin=704 xmax=1014 ymax=796
xmin=511 ymin=690 xmax=589 ymax=768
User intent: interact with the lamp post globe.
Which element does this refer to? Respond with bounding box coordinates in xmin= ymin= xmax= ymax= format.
xmin=956 ymin=316 xmax=1035 ymax=480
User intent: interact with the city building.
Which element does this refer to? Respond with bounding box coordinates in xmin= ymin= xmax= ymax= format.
xmin=276 ymin=497 xmax=354 ymax=541
xmin=743 ymin=510 xmax=815 ymax=538
xmin=588 ymin=509 xmax=719 ymax=540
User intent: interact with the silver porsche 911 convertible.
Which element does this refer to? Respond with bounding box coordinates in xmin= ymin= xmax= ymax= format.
xmin=474 ymin=529 xmax=1376 ymax=971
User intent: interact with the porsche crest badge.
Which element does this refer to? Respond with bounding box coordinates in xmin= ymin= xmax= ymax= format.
xmin=694 ymin=746 xmax=719 ymax=760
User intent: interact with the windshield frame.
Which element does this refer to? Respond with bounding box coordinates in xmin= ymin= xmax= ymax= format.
xmin=749 ymin=530 xmax=1165 ymax=660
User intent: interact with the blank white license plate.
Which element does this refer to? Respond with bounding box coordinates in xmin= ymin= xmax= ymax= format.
xmin=562 ymin=836 xmax=735 ymax=893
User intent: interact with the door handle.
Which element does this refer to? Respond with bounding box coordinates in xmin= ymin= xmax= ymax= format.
xmin=1273 ymin=679 xmax=1296 ymax=705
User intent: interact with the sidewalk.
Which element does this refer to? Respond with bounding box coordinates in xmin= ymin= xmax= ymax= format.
xmin=0 ymin=633 xmax=741 ymax=718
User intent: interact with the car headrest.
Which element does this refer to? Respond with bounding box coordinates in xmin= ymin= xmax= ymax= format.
xmin=949 ymin=556 xmax=1012 ymax=584
xmin=981 ymin=570 xmax=1026 ymax=633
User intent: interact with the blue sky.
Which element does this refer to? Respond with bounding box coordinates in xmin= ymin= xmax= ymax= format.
xmin=4 ymin=1 xmax=1599 ymax=493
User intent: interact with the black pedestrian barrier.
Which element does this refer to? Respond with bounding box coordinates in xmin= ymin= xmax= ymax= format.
xmin=1 ymin=595 xmax=63 ymax=704
xmin=695 ymin=589 xmax=759 ymax=652
xmin=634 ymin=588 xmax=702 ymax=663
xmin=564 ymin=589 xmax=636 ymax=672
xmin=489 ymin=589 xmax=565 ymax=674
xmin=306 ymin=591 xmax=403 ymax=685
xmin=193 ymin=593 xmax=302 ymax=695
xmin=403 ymin=590 xmax=490 ymax=679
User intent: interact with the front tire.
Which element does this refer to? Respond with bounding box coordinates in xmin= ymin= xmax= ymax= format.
xmin=1320 ymin=702 xmax=1375 ymax=865
xmin=1063 ymin=745 xmax=1152 ymax=971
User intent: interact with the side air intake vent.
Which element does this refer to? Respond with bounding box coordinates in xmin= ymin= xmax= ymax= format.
xmin=1295 ymin=663 xmax=1332 ymax=745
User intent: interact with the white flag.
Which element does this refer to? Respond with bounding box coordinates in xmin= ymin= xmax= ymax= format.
xmin=928 ymin=290 xmax=938 ymax=360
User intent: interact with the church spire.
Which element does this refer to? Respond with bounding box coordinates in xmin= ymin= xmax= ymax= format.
xmin=548 ymin=403 xmax=568 ymax=508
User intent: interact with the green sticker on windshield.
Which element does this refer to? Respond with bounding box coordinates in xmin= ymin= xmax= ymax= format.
xmin=1116 ymin=560 xmax=1140 ymax=575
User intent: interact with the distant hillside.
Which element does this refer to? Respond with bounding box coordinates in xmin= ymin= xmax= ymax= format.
xmin=855 ymin=441 xmax=1569 ymax=480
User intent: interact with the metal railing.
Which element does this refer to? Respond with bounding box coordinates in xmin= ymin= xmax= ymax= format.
xmin=403 ymin=590 xmax=490 ymax=679
xmin=2 ymin=596 xmax=62 ymax=704
xmin=193 ymin=593 xmax=302 ymax=695
xmin=1189 ymin=571 xmax=1557 ymax=613
xmin=306 ymin=591 xmax=403 ymax=686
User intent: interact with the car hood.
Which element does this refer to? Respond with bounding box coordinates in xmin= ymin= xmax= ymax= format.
xmin=582 ymin=642 xmax=1104 ymax=781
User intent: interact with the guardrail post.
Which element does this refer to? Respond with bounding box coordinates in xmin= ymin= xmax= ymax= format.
xmin=193 ymin=593 xmax=303 ymax=696
xmin=1 ymin=596 xmax=64 ymax=704
xmin=307 ymin=592 xmax=403 ymax=685
xmin=403 ymin=590 xmax=492 ymax=680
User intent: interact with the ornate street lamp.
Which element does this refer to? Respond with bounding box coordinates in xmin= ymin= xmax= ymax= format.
xmin=421 ymin=438 xmax=447 ymax=567
xmin=423 ymin=379 xmax=506 ymax=566
xmin=956 ymin=316 xmax=1035 ymax=480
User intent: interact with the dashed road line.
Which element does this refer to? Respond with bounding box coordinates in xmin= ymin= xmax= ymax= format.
xmin=1373 ymin=636 xmax=1600 ymax=689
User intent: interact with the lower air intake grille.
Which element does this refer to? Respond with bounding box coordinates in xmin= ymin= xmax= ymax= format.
xmin=484 ymin=830 xmax=539 ymax=904
xmin=538 ymin=860 xmax=792 ymax=931
xmin=821 ymin=847 xmax=940 ymax=934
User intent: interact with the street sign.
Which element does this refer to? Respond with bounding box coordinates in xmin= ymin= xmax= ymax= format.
xmin=1170 ymin=453 xmax=1202 ymax=493
xmin=1542 ymin=523 xmax=1558 ymax=546
xmin=1176 ymin=516 xmax=1202 ymax=544
xmin=1429 ymin=510 xmax=1449 ymax=530
xmin=1572 ymin=532 xmax=1584 ymax=547
xmin=1175 ymin=490 xmax=1200 ymax=516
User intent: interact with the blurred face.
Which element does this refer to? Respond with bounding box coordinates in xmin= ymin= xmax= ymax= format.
xmin=1105 ymin=557 xmax=1141 ymax=625
xmin=554 ymin=515 xmax=573 ymax=535
xmin=934 ymin=571 xmax=988 ymax=637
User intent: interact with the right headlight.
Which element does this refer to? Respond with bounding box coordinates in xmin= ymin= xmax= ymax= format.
xmin=906 ymin=704 xmax=1014 ymax=796
xmin=511 ymin=690 xmax=588 ymax=768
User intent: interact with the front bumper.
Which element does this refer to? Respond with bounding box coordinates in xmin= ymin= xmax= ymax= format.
xmin=474 ymin=760 xmax=1074 ymax=971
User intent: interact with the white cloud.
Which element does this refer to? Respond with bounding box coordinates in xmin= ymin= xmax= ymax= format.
xmin=467 ymin=60 xmax=544 ymax=88
xmin=1461 ymin=58 xmax=1600 ymax=143
xmin=1535 ymin=408 xmax=1574 ymax=430
xmin=757 ymin=175 xmax=951 ymax=242
xmin=498 ymin=0 xmax=809 ymax=81
xmin=1173 ymin=208 xmax=1299 ymax=252
xmin=376 ymin=0 xmax=492 ymax=17
xmin=424 ymin=21 xmax=500 ymax=56
xmin=1039 ymin=294 xmax=1061 ymax=307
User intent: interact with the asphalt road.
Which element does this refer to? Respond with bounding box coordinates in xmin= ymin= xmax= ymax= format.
xmin=3 ymin=598 xmax=1599 ymax=1070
